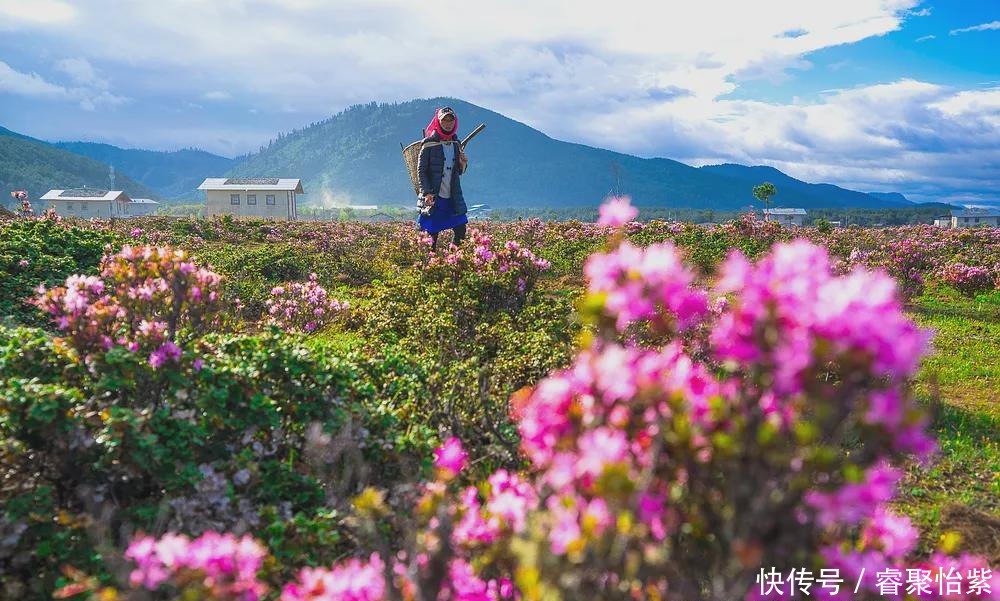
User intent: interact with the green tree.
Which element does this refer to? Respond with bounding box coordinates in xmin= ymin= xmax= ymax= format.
xmin=753 ymin=182 xmax=777 ymax=216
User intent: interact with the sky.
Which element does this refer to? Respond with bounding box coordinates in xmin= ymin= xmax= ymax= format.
xmin=0 ymin=0 xmax=997 ymax=205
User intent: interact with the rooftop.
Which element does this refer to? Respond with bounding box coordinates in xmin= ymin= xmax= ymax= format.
xmin=130 ymin=198 xmax=160 ymax=204
xmin=198 ymin=178 xmax=304 ymax=193
xmin=951 ymin=208 xmax=1000 ymax=218
xmin=763 ymin=208 xmax=807 ymax=215
xmin=40 ymin=189 xmax=130 ymax=202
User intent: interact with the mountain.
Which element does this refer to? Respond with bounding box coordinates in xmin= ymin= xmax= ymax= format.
xmin=0 ymin=126 xmax=159 ymax=205
xmin=866 ymin=191 xmax=913 ymax=205
xmin=54 ymin=141 xmax=235 ymax=200
xmin=228 ymin=98 xmax=914 ymax=209
xmin=699 ymin=164 xmax=915 ymax=208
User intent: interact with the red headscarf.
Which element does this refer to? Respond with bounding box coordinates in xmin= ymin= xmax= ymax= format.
xmin=425 ymin=107 xmax=459 ymax=140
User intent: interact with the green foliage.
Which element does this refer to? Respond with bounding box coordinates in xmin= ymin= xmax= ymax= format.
xmin=354 ymin=254 xmax=578 ymax=472
xmin=0 ymin=216 xmax=997 ymax=599
xmin=0 ymin=219 xmax=121 ymax=325
xmin=0 ymin=325 xmax=429 ymax=597
xmin=193 ymin=243 xmax=336 ymax=319
xmin=814 ymin=217 xmax=833 ymax=233
xmin=53 ymin=142 xmax=235 ymax=199
xmin=0 ymin=127 xmax=157 ymax=202
xmin=752 ymin=181 xmax=777 ymax=210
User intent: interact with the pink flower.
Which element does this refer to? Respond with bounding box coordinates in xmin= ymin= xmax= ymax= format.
xmin=598 ymin=196 xmax=637 ymax=227
xmin=434 ymin=436 xmax=468 ymax=478
xmin=805 ymin=463 xmax=901 ymax=527
xmin=453 ymin=487 xmax=498 ymax=546
xmin=281 ymin=553 xmax=385 ymax=601
xmin=861 ymin=507 xmax=919 ymax=559
xmin=149 ymin=341 xmax=181 ymax=369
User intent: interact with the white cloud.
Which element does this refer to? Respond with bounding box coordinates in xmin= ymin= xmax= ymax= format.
xmin=6 ymin=0 xmax=997 ymax=200
xmin=0 ymin=60 xmax=69 ymax=98
xmin=915 ymin=34 xmax=935 ymax=42
xmin=0 ymin=59 xmax=127 ymax=110
xmin=0 ymin=0 xmax=922 ymax=110
xmin=949 ymin=21 xmax=1000 ymax=35
xmin=0 ymin=0 xmax=75 ymax=27
xmin=55 ymin=58 xmax=108 ymax=89
xmin=631 ymin=81 xmax=1000 ymax=202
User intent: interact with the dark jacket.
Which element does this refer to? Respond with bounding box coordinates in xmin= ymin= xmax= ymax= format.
xmin=417 ymin=132 xmax=467 ymax=216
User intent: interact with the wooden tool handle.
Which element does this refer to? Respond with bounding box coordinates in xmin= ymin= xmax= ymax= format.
xmin=461 ymin=123 xmax=486 ymax=149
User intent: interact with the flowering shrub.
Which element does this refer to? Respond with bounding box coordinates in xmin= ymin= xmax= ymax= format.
xmin=92 ymin=205 xmax=996 ymax=601
xmin=0 ymin=219 xmax=120 ymax=325
xmin=33 ymin=245 xmax=225 ymax=370
xmin=267 ymin=273 xmax=349 ymax=332
xmin=125 ymin=532 xmax=267 ymax=599
xmin=4 ymin=213 xmax=1000 ymax=601
xmin=355 ymin=226 xmax=567 ymax=466
xmin=938 ymin=262 xmax=997 ymax=297
xmin=419 ymin=228 xmax=552 ymax=313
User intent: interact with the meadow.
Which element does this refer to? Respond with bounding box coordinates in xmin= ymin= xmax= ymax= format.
xmin=1 ymin=207 xmax=998 ymax=600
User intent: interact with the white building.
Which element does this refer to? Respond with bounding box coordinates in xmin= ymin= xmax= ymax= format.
xmin=40 ymin=189 xmax=131 ymax=218
xmin=934 ymin=216 xmax=952 ymax=228
xmin=198 ymin=178 xmax=303 ymax=220
xmin=129 ymin=198 xmax=160 ymax=216
xmin=763 ymin=208 xmax=807 ymax=227
xmin=950 ymin=208 xmax=1000 ymax=228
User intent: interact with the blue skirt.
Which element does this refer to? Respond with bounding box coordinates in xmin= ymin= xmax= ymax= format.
xmin=418 ymin=196 xmax=469 ymax=234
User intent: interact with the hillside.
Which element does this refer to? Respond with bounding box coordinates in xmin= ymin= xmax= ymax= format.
xmin=0 ymin=127 xmax=159 ymax=204
xmin=54 ymin=141 xmax=235 ymax=199
xmin=229 ymin=98 xmax=915 ymax=209
xmin=699 ymin=164 xmax=914 ymax=208
xmin=867 ymin=191 xmax=914 ymax=205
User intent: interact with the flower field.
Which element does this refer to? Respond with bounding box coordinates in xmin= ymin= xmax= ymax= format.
xmin=1 ymin=206 xmax=998 ymax=600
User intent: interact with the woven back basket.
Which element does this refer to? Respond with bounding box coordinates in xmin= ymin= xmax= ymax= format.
xmin=401 ymin=140 xmax=455 ymax=196
xmin=400 ymin=123 xmax=486 ymax=197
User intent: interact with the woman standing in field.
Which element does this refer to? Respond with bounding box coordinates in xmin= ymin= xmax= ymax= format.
xmin=417 ymin=106 xmax=469 ymax=250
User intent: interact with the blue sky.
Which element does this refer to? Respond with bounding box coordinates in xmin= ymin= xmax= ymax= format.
xmin=725 ymin=2 xmax=999 ymax=104
xmin=0 ymin=0 xmax=997 ymax=205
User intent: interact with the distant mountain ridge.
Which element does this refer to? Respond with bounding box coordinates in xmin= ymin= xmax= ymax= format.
xmin=54 ymin=142 xmax=235 ymax=200
xmin=228 ymin=98 xmax=918 ymax=209
xmin=0 ymin=126 xmax=158 ymax=204
xmin=867 ymin=191 xmax=913 ymax=205
xmin=698 ymin=164 xmax=914 ymax=208
xmin=3 ymin=99 xmax=926 ymax=209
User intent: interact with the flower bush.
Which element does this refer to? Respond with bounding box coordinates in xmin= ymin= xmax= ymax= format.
xmin=33 ymin=244 xmax=226 ymax=370
xmin=3 ymin=213 xmax=999 ymax=601
xmin=267 ymin=273 xmax=349 ymax=333
xmin=86 ymin=206 xmax=996 ymax=601
xmin=0 ymin=219 xmax=120 ymax=325
xmin=937 ymin=262 xmax=997 ymax=297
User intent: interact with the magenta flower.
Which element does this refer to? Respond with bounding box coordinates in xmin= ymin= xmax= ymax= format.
xmin=597 ymin=196 xmax=638 ymax=227
xmin=281 ymin=553 xmax=385 ymax=601
xmin=434 ymin=436 xmax=468 ymax=478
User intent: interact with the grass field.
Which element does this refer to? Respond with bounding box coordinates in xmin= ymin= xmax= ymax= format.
xmin=902 ymin=287 xmax=1000 ymax=557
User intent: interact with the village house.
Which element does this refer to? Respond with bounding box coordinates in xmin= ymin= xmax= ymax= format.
xmin=128 ymin=198 xmax=160 ymax=216
xmin=950 ymin=208 xmax=1000 ymax=228
xmin=40 ymin=189 xmax=131 ymax=219
xmin=934 ymin=216 xmax=952 ymax=228
xmin=198 ymin=178 xmax=303 ymax=220
xmin=763 ymin=207 xmax=807 ymax=226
